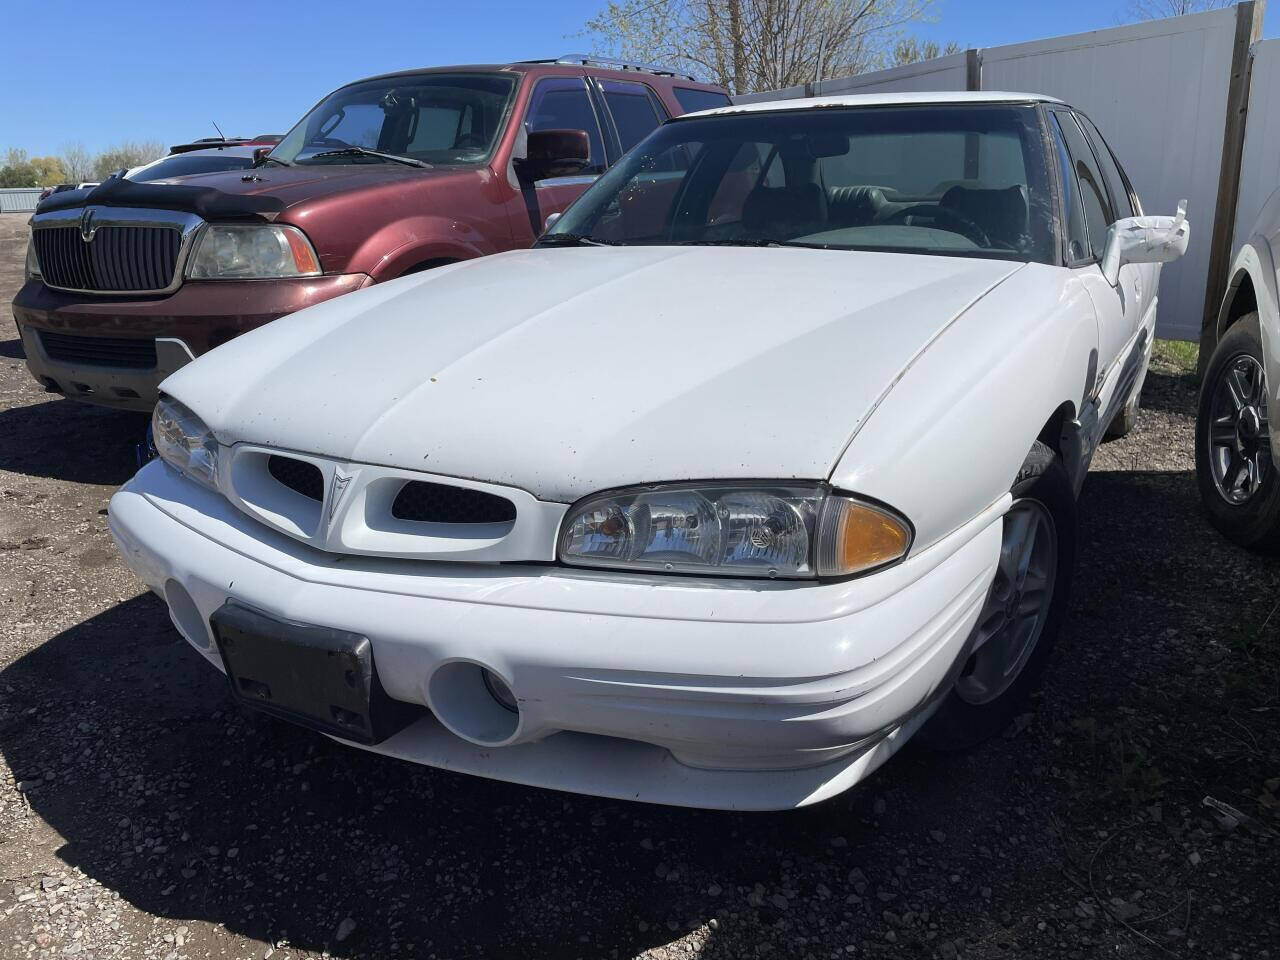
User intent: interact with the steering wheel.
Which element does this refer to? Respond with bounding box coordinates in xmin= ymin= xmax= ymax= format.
xmin=883 ymin=204 xmax=991 ymax=247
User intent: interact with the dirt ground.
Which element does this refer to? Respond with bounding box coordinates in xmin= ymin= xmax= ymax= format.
xmin=0 ymin=210 xmax=1276 ymax=960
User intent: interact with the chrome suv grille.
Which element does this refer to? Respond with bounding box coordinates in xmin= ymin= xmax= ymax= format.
xmin=267 ymin=455 xmax=324 ymax=501
xmin=34 ymin=226 xmax=181 ymax=292
xmin=392 ymin=481 xmax=517 ymax=524
xmin=30 ymin=206 xmax=204 ymax=295
xmin=39 ymin=331 xmax=157 ymax=369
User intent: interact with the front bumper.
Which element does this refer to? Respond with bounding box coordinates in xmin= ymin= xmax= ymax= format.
xmin=12 ymin=275 xmax=371 ymax=411
xmin=108 ymin=461 xmax=1004 ymax=810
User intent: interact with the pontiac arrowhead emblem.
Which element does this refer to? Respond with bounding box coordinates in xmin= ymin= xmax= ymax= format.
xmin=79 ymin=207 xmax=97 ymax=243
xmin=328 ymin=469 xmax=354 ymax=523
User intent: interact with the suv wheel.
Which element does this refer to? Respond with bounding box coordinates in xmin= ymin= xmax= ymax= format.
xmin=1195 ymin=313 xmax=1280 ymax=548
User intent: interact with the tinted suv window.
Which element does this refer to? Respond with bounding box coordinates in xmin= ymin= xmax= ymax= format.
xmin=674 ymin=88 xmax=732 ymax=113
xmin=602 ymin=80 xmax=664 ymax=153
xmin=1074 ymin=113 xmax=1136 ymax=218
xmin=525 ymin=77 xmax=607 ymax=174
xmin=1052 ymin=108 xmax=1112 ymax=258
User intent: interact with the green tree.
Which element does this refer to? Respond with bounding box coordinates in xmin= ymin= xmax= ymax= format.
xmin=0 ymin=148 xmax=37 ymax=188
xmin=29 ymin=156 xmax=68 ymax=187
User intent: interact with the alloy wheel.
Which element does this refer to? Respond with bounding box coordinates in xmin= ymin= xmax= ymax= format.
xmin=955 ymin=499 xmax=1058 ymax=706
xmin=1207 ymin=353 xmax=1271 ymax=505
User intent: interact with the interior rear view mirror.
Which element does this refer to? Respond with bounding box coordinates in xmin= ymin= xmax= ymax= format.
xmin=1101 ymin=200 xmax=1190 ymax=285
xmin=519 ymin=129 xmax=591 ymax=182
xmin=801 ymin=133 xmax=849 ymax=158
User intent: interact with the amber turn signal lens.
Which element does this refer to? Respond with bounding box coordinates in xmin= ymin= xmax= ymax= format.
xmin=815 ymin=498 xmax=912 ymax=577
xmin=285 ymin=228 xmax=321 ymax=274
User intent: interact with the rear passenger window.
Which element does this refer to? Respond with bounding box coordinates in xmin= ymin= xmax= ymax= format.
xmin=1048 ymin=113 xmax=1090 ymax=263
xmin=1052 ymin=109 xmax=1113 ymax=258
xmin=1074 ymin=113 xmax=1136 ymax=219
xmin=601 ymin=80 xmax=664 ymax=153
xmin=525 ymin=78 xmax=607 ymax=175
xmin=673 ymin=88 xmax=732 ymax=114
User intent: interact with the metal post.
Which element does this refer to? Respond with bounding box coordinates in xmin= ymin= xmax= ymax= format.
xmin=1200 ymin=0 xmax=1266 ymax=368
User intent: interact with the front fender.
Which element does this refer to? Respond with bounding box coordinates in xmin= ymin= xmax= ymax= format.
xmin=356 ymin=215 xmax=501 ymax=281
xmin=1218 ymin=241 xmax=1280 ymax=468
xmin=829 ymin=263 xmax=1096 ymax=551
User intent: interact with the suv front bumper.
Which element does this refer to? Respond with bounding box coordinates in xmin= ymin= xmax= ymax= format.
xmin=12 ymin=275 xmax=371 ymax=411
xmin=108 ymin=461 xmax=1004 ymax=810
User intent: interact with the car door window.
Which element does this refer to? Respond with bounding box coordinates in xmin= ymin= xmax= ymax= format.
xmin=525 ymin=78 xmax=607 ymax=175
xmin=1074 ymin=113 xmax=1136 ymax=219
xmin=601 ymin=80 xmax=664 ymax=153
xmin=1052 ymin=109 xmax=1113 ymax=258
xmin=1048 ymin=113 xmax=1090 ymax=262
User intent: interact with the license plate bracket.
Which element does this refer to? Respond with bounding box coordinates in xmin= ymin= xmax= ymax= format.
xmin=210 ymin=601 xmax=421 ymax=745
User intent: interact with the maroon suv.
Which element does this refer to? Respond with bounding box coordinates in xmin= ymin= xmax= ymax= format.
xmin=13 ymin=58 xmax=728 ymax=410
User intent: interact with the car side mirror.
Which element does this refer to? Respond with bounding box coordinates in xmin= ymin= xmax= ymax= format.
xmin=518 ymin=129 xmax=590 ymax=182
xmin=253 ymin=146 xmax=273 ymax=164
xmin=543 ymin=212 xmax=562 ymax=233
xmin=1101 ymin=200 xmax=1190 ymax=286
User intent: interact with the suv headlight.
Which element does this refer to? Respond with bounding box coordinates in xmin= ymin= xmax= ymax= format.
xmin=558 ymin=483 xmax=912 ymax=579
xmin=152 ymin=397 xmax=219 ymax=489
xmin=24 ymin=237 xmax=40 ymax=280
xmin=186 ymin=224 xmax=321 ymax=279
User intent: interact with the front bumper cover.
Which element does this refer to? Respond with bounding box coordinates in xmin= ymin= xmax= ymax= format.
xmin=108 ymin=460 xmax=1003 ymax=810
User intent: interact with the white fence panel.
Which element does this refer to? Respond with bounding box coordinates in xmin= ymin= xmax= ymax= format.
xmin=733 ymin=51 xmax=967 ymax=104
xmin=0 ymin=189 xmax=42 ymax=214
xmin=1233 ymin=38 xmax=1280 ymax=255
xmin=814 ymin=52 xmax=969 ymax=95
xmin=982 ymin=8 xmax=1239 ymax=340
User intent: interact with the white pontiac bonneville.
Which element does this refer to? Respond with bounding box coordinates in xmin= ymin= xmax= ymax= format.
xmin=109 ymin=92 xmax=1189 ymax=810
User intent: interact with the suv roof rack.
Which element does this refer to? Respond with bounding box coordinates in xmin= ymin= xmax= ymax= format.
xmin=520 ymin=54 xmax=698 ymax=83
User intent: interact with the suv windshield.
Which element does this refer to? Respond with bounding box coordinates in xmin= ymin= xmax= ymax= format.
xmin=542 ymin=103 xmax=1056 ymax=263
xmin=271 ymin=72 xmax=517 ymax=167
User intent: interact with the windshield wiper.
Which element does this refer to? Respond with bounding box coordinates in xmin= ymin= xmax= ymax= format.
xmin=253 ymin=155 xmax=293 ymax=168
xmin=536 ymin=234 xmax=613 ymax=247
xmin=308 ymin=147 xmax=431 ymax=168
xmin=676 ymin=238 xmax=785 ymax=247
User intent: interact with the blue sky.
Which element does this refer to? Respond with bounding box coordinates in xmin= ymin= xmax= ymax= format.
xmin=2 ymin=0 xmax=1272 ymax=156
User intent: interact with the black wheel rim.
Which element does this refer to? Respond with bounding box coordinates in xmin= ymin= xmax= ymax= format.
xmin=1207 ymin=353 xmax=1271 ymax=506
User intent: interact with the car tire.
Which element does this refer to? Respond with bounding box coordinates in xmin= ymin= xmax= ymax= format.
xmin=918 ymin=440 xmax=1076 ymax=751
xmin=1194 ymin=313 xmax=1280 ymax=549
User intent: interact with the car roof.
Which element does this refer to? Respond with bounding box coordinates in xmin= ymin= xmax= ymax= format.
xmin=682 ymin=90 xmax=1065 ymax=118
xmin=342 ymin=63 xmax=726 ymax=91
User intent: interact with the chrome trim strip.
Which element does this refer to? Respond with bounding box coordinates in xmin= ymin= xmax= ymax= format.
xmin=30 ymin=206 xmax=204 ymax=296
xmin=535 ymin=175 xmax=599 ymax=187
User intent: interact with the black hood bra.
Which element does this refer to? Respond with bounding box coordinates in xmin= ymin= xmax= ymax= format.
xmin=36 ymin=174 xmax=285 ymax=221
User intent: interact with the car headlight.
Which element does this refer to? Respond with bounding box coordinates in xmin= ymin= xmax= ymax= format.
xmin=152 ymin=397 xmax=219 ymax=489
xmin=24 ymin=237 xmax=40 ymax=280
xmin=557 ymin=483 xmax=912 ymax=579
xmin=186 ymin=224 xmax=321 ymax=279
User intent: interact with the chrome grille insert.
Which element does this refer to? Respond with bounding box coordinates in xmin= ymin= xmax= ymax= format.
xmin=30 ymin=205 xmax=204 ymax=295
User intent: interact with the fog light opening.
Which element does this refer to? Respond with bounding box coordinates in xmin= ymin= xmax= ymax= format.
xmin=426 ymin=661 xmax=521 ymax=747
xmin=482 ymin=668 xmax=518 ymax=713
xmin=163 ymin=579 xmax=211 ymax=650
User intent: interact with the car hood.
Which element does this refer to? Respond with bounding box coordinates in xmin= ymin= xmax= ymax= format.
xmin=163 ymin=246 xmax=1022 ymax=503
xmin=168 ymin=163 xmax=450 ymax=208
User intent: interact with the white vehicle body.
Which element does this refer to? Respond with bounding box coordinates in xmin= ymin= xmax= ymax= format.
xmin=109 ymin=92 xmax=1187 ymax=809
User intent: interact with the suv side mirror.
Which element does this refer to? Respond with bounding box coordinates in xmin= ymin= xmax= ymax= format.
xmin=518 ymin=129 xmax=590 ymax=182
xmin=253 ymin=146 xmax=273 ymax=164
xmin=1101 ymin=200 xmax=1190 ymax=285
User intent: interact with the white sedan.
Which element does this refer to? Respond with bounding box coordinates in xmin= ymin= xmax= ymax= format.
xmin=108 ymin=92 xmax=1188 ymax=810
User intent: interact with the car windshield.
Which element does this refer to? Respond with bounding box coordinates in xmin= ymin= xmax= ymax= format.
xmin=542 ymin=103 xmax=1056 ymax=264
xmin=271 ymin=72 xmax=517 ymax=167
xmin=128 ymin=152 xmax=254 ymax=182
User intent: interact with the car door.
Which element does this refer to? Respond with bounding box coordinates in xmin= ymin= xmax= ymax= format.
xmin=1048 ymin=108 xmax=1141 ymax=399
xmin=511 ymin=76 xmax=609 ymax=242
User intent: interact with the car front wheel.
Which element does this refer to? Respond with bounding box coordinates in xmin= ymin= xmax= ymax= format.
xmin=919 ymin=440 xmax=1076 ymax=750
xmin=1195 ymin=313 xmax=1280 ymax=549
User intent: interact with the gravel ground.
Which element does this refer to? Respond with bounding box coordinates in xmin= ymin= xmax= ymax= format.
xmin=0 ymin=211 xmax=1276 ymax=960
